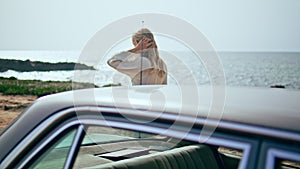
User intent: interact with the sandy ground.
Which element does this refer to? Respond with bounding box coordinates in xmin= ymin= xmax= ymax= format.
xmin=0 ymin=94 xmax=37 ymax=131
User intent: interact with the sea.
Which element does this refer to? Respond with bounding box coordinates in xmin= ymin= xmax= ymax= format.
xmin=0 ymin=50 xmax=300 ymax=90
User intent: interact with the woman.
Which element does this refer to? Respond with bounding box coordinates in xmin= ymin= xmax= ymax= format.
xmin=107 ymin=28 xmax=167 ymax=85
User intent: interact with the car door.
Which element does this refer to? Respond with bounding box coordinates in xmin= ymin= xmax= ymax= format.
xmin=2 ymin=106 xmax=260 ymax=169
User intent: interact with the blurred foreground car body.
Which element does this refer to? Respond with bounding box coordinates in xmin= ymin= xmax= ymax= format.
xmin=0 ymin=85 xmax=300 ymax=169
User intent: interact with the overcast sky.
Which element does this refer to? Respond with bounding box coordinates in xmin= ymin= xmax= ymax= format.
xmin=0 ymin=0 xmax=299 ymax=51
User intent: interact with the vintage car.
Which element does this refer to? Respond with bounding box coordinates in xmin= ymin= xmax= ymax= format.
xmin=0 ymin=85 xmax=299 ymax=169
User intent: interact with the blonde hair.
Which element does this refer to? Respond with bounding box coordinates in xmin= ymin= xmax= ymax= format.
xmin=132 ymin=28 xmax=166 ymax=74
xmin=132 ymin=28 xmax=157 ymax=48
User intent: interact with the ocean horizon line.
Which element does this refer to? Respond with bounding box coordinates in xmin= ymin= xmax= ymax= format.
xmin=0 ymin=49 xmax=300 ymax=53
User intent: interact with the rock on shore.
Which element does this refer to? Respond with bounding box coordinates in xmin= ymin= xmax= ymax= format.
xmin=0 ymin=59 xmax=94 ymax=72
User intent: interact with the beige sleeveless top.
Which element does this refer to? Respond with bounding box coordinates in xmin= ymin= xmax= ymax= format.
xmin=107 ymin=48 xmax=167 ymax=85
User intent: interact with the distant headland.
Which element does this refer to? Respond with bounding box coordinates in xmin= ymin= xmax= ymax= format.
xmin=0 ymin=59 xmax=95 ymax=72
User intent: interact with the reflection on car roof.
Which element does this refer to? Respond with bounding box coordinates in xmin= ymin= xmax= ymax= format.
xmin=30 ymin=85 xmax=300 ymax=132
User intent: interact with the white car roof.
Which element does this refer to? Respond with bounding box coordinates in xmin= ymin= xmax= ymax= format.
xmin=1 ymin=85 xmax=300 ymax=160
xmin=42 ymin=85 xmax=300 ymax=132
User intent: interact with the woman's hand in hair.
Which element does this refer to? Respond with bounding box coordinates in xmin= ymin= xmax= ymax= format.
xmin=129 ymin=37 xmax=154 ymax=53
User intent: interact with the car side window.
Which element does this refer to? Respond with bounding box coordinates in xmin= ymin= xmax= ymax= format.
xmin=27 ymin=129 xmax=77 ymax=169
xmin=267 ymin=148 xmax=300 ymax=169
xmin=73 ymin=125 xmax=245 ymax=169
xmin=218 ymin=147 xmax=243 ymax=169
xmin=73 ymin=126 xmax=177 ymax=168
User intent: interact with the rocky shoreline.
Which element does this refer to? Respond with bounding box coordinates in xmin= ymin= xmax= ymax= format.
xmin=0 ymin=58 xmax=94 ymax=72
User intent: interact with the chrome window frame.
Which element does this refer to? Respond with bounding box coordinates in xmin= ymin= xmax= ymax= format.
xmin=79 ymin=118 xmax=257 ymax=169
xmin=2 ymin=106 xmax=258 ymax=169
